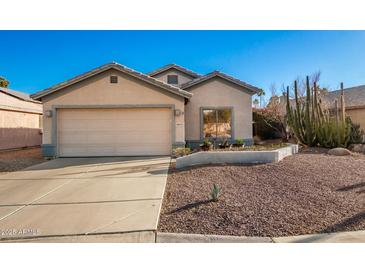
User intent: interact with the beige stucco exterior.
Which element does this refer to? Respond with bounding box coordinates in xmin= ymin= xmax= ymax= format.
xmin=0 ymin=92 xmax=42 ymax=150
xmin=0 ymin=109 xmax=40 ymax=128
xmin=41 ymin=68 xmax=185 ymax=156
xmin=152 ymin=68 xmax=195 ymax=86
xmin=184 ymin=78 xmax=253 ymax=141
xmin=347 ymin=107 xmax=365 ymax=134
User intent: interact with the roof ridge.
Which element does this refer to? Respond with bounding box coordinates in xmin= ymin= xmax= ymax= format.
xmin=148 ymin=64 xmax=201 ymax=78
xmin=330 ymin=84 xmax=365 ymax=93
xmin=31 ymin=62 xmax=192 ymax=100
xmin=181 ymin=70 xmax=261 ymax=94
xmin=0 ymin=86 xmax=41 ymax=104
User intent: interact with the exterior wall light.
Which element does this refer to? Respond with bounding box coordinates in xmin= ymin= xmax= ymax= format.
xmin=174 ymin=109 xmax=183 ymax=116
xmin=45 ymin=110 xmax=53 ymax=118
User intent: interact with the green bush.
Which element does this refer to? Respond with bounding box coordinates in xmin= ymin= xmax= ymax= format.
xmin=347 ymin=117 xmax=364 ymax=144
xmin=235 ymin=138 xmax=244 ymax=146
xmin=200 ymin=138 xmax=212 ymax=151
xmin=316 ymin=117 xmax=350 ymax=148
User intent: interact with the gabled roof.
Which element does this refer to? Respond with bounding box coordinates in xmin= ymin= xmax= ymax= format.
xmin=180 ymin=70 xmax=261 ymax=94
xmin=0 ymin=87 xmax=41 ymax=104
xmin=147 ymin=64 xmax=201 ymax=78
xmin=323 ymin=85 xmax=365 ymax=109
xmin=31 ymin=62 xmax=192 ymax=100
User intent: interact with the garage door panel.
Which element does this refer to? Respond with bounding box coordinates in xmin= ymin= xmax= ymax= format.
xmin=57 ymin=108 xmax=172 ymax=157
xmin=59 ymin=129 xmax=171 ymax=142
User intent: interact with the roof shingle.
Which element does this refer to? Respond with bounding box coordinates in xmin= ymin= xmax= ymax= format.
xmin=0 ymin=87 xmax=41 ymax=104
xmin=323 ymin=85 xmax=365 ymax=109
xmin=147 ymin=64 xmax=201 ymax=78
xmin=181 ymin=70 xmax=261 ymax=94
xmin=31 ymin=62 xmax=192 ymax=100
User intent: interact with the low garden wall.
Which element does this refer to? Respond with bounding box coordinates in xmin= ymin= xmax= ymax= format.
xmin=176 ymin=144 xmax=299 ymax=169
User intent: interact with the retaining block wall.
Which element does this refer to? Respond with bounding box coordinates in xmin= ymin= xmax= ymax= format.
xmin=176 ymin=144 xmax=299 ymax=169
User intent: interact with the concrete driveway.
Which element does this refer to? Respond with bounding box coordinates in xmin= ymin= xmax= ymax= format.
xmin=0 ymin=157 xmax=170 ymax=242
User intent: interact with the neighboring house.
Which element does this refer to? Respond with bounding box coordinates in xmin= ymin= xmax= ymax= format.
xmin=31 ymin=62 xmax=260 ymax=157
xmin=322 ymin=85 xmax=365 ymax=133
xmin=269 ymin=85 xmax=365 ymax=136
xmin=0 ymin=87 xmax=43 ymax=150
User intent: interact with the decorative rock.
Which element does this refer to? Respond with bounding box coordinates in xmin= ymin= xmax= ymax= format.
xmin=328 ymin=148 xmax=352 ymax=156
xmin=349 ymin=144 xmax=365 ymax=154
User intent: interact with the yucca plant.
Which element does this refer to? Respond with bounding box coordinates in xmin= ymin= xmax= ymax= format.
xmin=210 ymin=184 xmax=221 ymax=202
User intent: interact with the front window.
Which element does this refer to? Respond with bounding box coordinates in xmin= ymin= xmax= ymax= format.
xmin=167 ymin=75 xmax=178 ymax=85
xmin=203 ymin=109 xmax=232 ymax=138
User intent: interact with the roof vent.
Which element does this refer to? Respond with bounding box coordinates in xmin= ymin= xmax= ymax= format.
xmin=110 ymin=76 xmax=118 ymax=84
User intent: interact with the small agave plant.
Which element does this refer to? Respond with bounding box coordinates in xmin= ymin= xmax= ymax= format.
xmin=210 ymin=184 xmax=221 ymax=202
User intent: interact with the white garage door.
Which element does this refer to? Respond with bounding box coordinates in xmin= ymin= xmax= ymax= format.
xmin=57 ymin=108 xmax=172 ymax=157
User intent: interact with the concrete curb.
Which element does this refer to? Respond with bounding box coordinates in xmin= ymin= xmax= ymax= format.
xmin=156 ymin=230 xmax=365 ymax=243
xmin=156 ymin=232 xmax=272 ymax=243
xmin=2 ymin=229 xmax=364 ymax=243
xmin=272 ymin=230 xmax=365 ymax=243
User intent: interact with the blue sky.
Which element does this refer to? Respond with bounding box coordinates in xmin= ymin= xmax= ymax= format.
xmin=1 ymin=31 xmax=365 ymax=102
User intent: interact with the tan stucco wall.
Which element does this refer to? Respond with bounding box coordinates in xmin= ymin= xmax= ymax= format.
xmin=42 ymin=69 xmax=185 ymax=145
xmin=0 ymin=109 xmax=42 ymax=150
xmin=184 ymin=78 xmax=253 ymax=141
xmin=0 ymin=92 xmax=42 ymax=150
xmin=0 ymin=109 xmax=40 ymax=128
xmin=152 ymin=68 xmax=194 ymax=86
xmin=347 ymin=108 xmax=365 ymax=135
xmin=0 ymin=92 xmax=42 ymax=113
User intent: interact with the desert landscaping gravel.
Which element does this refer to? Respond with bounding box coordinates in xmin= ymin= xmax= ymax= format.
xmin=158 ymin=150 xmax=365 ymax=237
xmin=0 ymin=148 xmax=46 ymax=174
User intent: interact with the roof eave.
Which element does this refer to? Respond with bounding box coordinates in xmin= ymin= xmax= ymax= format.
xmin=181 ymin=73 xmax=261 ymax=94
xmin=31 ymin=63 xmax=192 ymax=100
xmin=0 ymin=88 xmax=42 ymax=104
xmin=148 ymin=64 xmax=201 ymax=78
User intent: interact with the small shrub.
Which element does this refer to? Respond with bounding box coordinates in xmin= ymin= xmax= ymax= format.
xmin=210 ymin=184 xmax=221 ymax=202
xmin=235 ymin=139 xmax=244 ymax=146
xmin=231 ymin=138 xmax=244 ymax=148
xmin=202 ymin=138 xmax=211 ymax=146
xmin=218 ymin=139 xmax=230 ymax=149
xmin=172 ymin=147 xmax=191 ymax=158
xmin=200 ymin=138 xmax=212 ymax=151
xmin=347 ymin=117 xmax=364 ymax=144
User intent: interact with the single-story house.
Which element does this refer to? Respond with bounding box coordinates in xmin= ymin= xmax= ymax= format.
xmin=322 ymin=85 xmax=365 ymax=134
xmin=0 ymin=87 xmax=43 ymax=150
xmin=31 ymin=62 xmax=260 ymax=157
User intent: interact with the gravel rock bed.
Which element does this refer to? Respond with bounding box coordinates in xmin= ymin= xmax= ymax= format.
xmin=0 ymin=147 xmax=46 ymax=174
xmin=158 ymin=152 xmax=365 ymax=237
